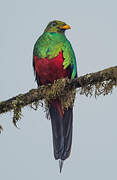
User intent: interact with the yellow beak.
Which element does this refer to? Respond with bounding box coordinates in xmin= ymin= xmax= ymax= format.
xmin=60 ymin=24 xmax=71 ymax=30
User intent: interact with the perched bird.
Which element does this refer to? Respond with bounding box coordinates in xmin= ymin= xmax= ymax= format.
xmin=33 ymin=20 xmax=77 ymax=172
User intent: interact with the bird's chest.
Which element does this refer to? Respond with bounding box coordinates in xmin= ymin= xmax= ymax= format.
xmin=34 ymin=51 xmax=68 ymax=85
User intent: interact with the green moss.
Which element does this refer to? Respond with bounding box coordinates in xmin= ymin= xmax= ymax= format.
xmin=44 ymin=78 xmax=76 ymax=116
xmin=11 ymin=98 xmax=22 ymax=127
xmin=29 ymin=78 xmax=76 ymax=119
xmin=1 ymin=66 xmax=117 ymax=131
xmin=80 ymin=67 xmax=117 ymax=97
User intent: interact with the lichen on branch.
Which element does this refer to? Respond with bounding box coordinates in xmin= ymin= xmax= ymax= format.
xmin=0 ymin=66 xmax=117 ymax=130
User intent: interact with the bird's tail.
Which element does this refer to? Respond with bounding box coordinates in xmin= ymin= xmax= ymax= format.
xmin=49 ymin=99 xmax=73 ymax=171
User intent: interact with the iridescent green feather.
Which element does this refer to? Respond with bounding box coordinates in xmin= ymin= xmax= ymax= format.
xmin=33 ymin=32 xmax=77 ymax=79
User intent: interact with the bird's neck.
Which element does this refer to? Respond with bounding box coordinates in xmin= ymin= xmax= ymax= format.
xmin=43 ymin=32 xmax=66 ymax=41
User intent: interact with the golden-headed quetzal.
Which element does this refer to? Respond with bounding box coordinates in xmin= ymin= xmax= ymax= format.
xmin=33 ymin=20 xmax=77 ymax=172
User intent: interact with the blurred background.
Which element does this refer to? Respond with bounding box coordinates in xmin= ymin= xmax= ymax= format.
xmin=0 ymin=0 xmax=117 ymax=179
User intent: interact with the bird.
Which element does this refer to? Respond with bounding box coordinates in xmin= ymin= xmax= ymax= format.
xmin=33 ymin=20 xmax=77 ymax=172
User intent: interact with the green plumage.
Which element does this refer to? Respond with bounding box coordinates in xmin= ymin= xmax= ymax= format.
xmin=33 ymin=31 xmax=77 ymax=79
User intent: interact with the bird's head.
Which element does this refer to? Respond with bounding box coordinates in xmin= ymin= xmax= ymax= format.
xmin=44 ymin=20 xmax=71 ymax=34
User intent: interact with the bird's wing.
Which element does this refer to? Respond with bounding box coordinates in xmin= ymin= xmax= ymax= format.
xmin=33 ymin=57 xmax=42 ymax=86
xmin=62 ymin=39 xmax=77 ymax=79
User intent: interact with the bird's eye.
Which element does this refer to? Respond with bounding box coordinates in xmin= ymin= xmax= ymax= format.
xmin=51 ymin=22 xmax=57 ymax=26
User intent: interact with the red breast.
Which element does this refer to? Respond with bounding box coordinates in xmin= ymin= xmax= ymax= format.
xmin=34 ymin=51 xmax=68 ymax=84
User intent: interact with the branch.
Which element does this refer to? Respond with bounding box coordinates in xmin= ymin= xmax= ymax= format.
xmin=0 ymin=66 xmax=117 ymax=129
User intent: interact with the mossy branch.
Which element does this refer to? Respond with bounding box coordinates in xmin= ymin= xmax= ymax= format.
xmin=0 ymin=66 xmax=117 ymax=130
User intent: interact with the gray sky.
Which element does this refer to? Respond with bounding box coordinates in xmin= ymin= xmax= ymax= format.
xmin=0 ymin=0 xmax=117 ymax=179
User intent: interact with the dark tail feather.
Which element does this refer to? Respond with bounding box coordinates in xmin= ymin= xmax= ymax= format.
xmin=59 ymin=159 xmax=64 ymax=173
xmin=49 ymin=103 xmax=73 ymax=161
xmin=62 ymin=107 xmax=73 ymax=160
xmin=49 ymin=103 xmax=64 ymax=160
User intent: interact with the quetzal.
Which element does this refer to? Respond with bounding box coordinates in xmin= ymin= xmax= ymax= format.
xmin=33 ymin=20 xmax=77 ymax=172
